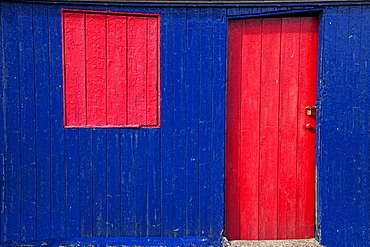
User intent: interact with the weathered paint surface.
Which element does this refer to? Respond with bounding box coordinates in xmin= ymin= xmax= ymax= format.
xmin=226 ymin=17 xmax=317 ymax=241
xmin=0 ymin=1 xmax=369 ymax=247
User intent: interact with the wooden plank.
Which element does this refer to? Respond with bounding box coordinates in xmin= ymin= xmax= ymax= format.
xmin=160 ymin=7 xmax=174 ymax=238
xmin=358 ymin=6 xmax=370 ymax=246
xmin=18 ymin=3 xmax=37 ymax=241
xmin=211 ymin=7 xmax=227 ymax=239
xmin=49 ymin=5 xmax=66 ymax=239
xmin=1 ymin=2 xmax=21 ymax=241
xmin=86 ymin=14 xmax=107 ymax=125
xmin=121 ymin=130 xmax=135 ymax=237
xmin=34 ymin=4 xmax=51 ymax=240
xmin=225 ymin=18 xmax=243 ymax=240
xmin=134 ymin=129 xmax=147 ymax=237
xmin=239 ymin=18 xmax=262 ymax=240
xmin=107 ymin=15 xmax=128 ymax=126
xmin=65 ymin=129 xmax=80 ymax=237
xmin=79 ymin=129 xmax=93 ymax=237
xmin=173 ymin=7 xmax=187 ymax=237
xmin=127 ymin=16 xmax=147 ymax=125
xmin=277 ymin=17 xmax=301 ymax=239
xmin=0 ymin=4 xmax=4 ymax=242
xmin=92 ymin=129 xmax=107 ymax=237
xmin=259 ymin=17 xmax=281 ymax=240
xmin=199 ymin=7 xmax=213 ymax=237
xmin=146 ymin=128 xmax=161 ymax=236
xmin=63 ymin=12 xmax=86 ymax=126
xmin=186 ymin=7 xmax=200 ymax=236
xmin=346 ymin=6 xmax=362 ymax=245
xmin=146 ymin=17 xmax=159 ymax=126
xmin=296 ymin=17 xmax=318 ymax=239
xmin=106 ymin=129 xmax=121 ymax=237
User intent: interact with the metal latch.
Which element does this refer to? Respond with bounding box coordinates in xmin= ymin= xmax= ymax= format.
xmin=305 ymin=105 xmax=318 ymax=116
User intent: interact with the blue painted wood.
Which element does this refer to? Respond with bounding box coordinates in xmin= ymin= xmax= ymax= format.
xmin=79 ymin=129 xmax=93 ymax=237
xmin=17 ymin=3 xmax=37 ymax=242
xmin=120 ymin=130 xmax=135 ymax=237
xmin=160 ymin=6 xmax=175 ymax=238
xmin=186 ymin=7 xmax=200 ymax=237
xmin=0 ymin=5 xmax=4 ymax=243
xmin=106 ymin=129 xmax=121 ymax=237
xmin=173 ymin=7 xmax=187 ymax=238
xmin=211 ymin=7 xmax=227 ymax=239
xmin=146 ymin=128 xmax=161 ymax=237
xmin=358 ymin=6 xmax=370 ymax=245
xmin=34 ymin=4 xmax=52 ymax=240
xmin=48 ymin=4 xmax=66 ymax=239
xmin=65 ymin=129 xmax=79 ymax=238
xmin=93 ymin=129 xmax=107 ymax=237
xmin=199 ymin=7 xmax=213 ymax=237
xmin=1 ymin=2 xmax=21 ymax=242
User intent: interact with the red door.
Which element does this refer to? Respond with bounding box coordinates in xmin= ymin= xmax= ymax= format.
xmin=226 ymin=17 xmax=318 ymax=240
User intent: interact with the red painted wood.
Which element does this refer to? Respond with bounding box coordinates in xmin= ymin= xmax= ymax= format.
xmin=127 ymin=16 xmax=148 ymax=125
xmin=225 ymin=19 xmax=243 ymax=240
xmin=259 ymin=18 xmax=281 ymax=240
xmin=107 ymin=15 xmax=128 ymax=125
xmin=146 ymin=17 xmax=159 ymax=126
xmin=296 ymin=17 xmax=318 ymax=239
xmin=63 ymin=12 xmax=86 ymax=126
xmin=239 ymin=18 xmax=262 ymax=240
xmin=86 ymin=14 xmax=107 ymax=125
xmin=226 ymin=17 xmax=317 ymax=240
xmin=278 ymin=18 xmax=300 ymax=239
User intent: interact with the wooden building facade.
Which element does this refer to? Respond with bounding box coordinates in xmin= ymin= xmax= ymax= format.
xmin=0 ymin=0 xmax=369 ymax=246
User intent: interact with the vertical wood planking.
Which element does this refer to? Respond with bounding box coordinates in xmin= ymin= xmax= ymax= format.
xmin=211 ymin=7 xmax=227 ymax=238
xmin=226 ymin=18 xmax=242 ymax=240
xmin=127 ymin=16 xmax=147 ymax=126
xmin=63 ymin=12 xmax=86 ymax=126
xmin=199 ymin=8 xmax=213 ymax=237
xmin=86 ymin=14 xmax=107 ymax=126
xmin=65 ymin=129 xmax=79 ymax=238
xmin=121 ymin=130 xmax=135 ymax=237
xmin=346 ymin=6 xmax=361 ymax=245
xmin=173 ymin=7 xmax=187 ymax=237
xmin=79 ymin=129 xmax=93 ymax=237
xmin=92 ymin=129 xmax=107 ymax=237
xmin=160 ymin=7 xmax=174 ymax=238
xmin=146 ymin=128 xmax=161 ymax=236
xmin=107 ymin=15 xmax=127 ymax=126
xmin=259 ymin=18 xmax=281 ymax=240
xmin=239 ymin=18 xmax=262 ymax=240
xmin=277 ymin=18 xmax=300 ymax=239
xmin=34 ymin=4 xmax=51 ymax=240
xmin=18 ymin=3 xmax=37 ymax=241
xmin=146 ymin=17 xmax=159 ymax=126
xmin=2 ymin=2 xmax=21 ymax=242
xmin=0 ymin=4 xmax=4 ymax=242
xmin=49 ymin=5 xmax=66 ymax=239
xmin=359 ymin=6 xmax=370 ymax=245
xmin=106 ymin=129 xmax=121 ymax=237
xmin=296 ymin=17 xmax=317 ymax=239
xmin=186 ymin=7 xmax=200 ymax=236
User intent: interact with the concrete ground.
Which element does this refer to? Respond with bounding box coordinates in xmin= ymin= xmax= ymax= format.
xmin=223 ymin=238 xmax=325 ymax=247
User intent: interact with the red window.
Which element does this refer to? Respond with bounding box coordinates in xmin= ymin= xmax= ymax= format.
xmin=62 ymin=10 xmax=160 ymax=128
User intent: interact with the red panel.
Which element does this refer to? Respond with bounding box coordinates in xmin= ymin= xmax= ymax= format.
xmin=107 ymin=15 xmax=128 ymax=125
xmin=239 ymin=18 xmax=262 ymax=240
xmin=278 ymin=18 xmax=301 ymax=239
xmin=225 ymin=19 xmax=243 ymax=240
xmin=127 ymin=16 xmax=148 ymax=125
xmin=86 ymin=14 xmax=107 ymax=125
xmin=296 ymin=17 xmax=318 ymax=239
xmin=146 ymin=17 xmax=159 ymax=126
xmin=63 ymin=12 xmax=86 ymax=126
xmin=259 ymin=18 xmax=281 ymax=240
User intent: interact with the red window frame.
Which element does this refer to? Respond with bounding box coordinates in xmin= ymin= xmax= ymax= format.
xmin=62 ymin=9 xmax=160 ymax=128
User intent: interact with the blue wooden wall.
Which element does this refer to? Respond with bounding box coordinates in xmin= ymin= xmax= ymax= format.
xmin=0 ymin=1 xmax=369 ymax=247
